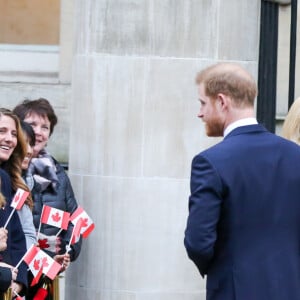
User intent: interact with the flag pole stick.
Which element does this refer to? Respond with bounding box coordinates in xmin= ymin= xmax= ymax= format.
xmin=13 ymin=245 xmax=34 ymax=271
xmin=60 ymin=234 xmax=73 ymax=269
xmin=65 ymin=218 xmax=82 ymax=255
xmin=55 ymin=228 xmax=63 ymax=237
xmin=36 ymin=222 xmax=42 ymax=241
xmin=37 ymin=205 xmax=46 ymax=240
xmin=65 ymin=232 xmax=73 ymax=255
xmin=13 ymin=290 xmax=21 ymax=299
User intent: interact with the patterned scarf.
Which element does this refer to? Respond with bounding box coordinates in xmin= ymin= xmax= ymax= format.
xmin=27 ymin=149 xmax=58 ymax=192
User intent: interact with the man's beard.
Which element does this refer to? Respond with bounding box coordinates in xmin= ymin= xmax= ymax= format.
xmin=205 ymin=119 xmax=223 ymax=137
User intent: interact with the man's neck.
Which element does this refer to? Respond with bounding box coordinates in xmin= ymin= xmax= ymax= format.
xmin=223 ymin=107 xmax=256 ymax=137
xmin=225 ymin=107 xmax=255 ymax=125
xmin=224 ymin=117 xmax=258 ymax=137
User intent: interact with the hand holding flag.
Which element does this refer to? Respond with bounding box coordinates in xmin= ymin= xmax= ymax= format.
xmin=21 ymin=245 xmax=62 ymax=280
xmin=13 ymin=290 xmax=23 ymax=300
xmin=62 ymin=217 xmax=84 ymax=265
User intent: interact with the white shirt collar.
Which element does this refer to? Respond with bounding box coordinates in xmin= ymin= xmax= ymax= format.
xmin=223 ymin=118 xmax=258 ymax=137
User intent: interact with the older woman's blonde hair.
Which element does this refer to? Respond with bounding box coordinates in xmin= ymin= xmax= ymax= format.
xmin=282 ymin=97 xmax=300 ymax=145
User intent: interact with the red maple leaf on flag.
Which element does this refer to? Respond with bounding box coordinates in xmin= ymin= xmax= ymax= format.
xmin=81 ymin=218 xmax=88 ymax=228
xmin=33 ymin=259 xmax=40 ymax=271
xmin=51 ymin=212 xmax=61 ymax=222
xmin=38 ymin=239 xmax=50 ymax=249
xmin=14 ymin=192 xmax=20 ymax=203
xmin=41 ymin=257 xmax=49 ymax=268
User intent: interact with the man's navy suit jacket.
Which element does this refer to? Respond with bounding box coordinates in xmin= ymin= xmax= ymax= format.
xmin=185 ymin=124 xmax=300 ymax=300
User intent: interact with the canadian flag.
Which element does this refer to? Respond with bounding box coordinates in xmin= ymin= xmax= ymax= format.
xmin=11 ymin=188 xmax=29 ymax=210
xmin=70 ymin=206 xmax=95 ymax=238
xmin=40 ymin=205 xmax=70 ymax=230
xmin=71 ymin=217 xmax=84 ymax=244
xmin=30 ymin=265 xmax=43 ymax=286
xmin=23 ymin=245 xmax=61 ymax=280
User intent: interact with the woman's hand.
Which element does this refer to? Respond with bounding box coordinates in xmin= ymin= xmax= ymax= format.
xmin=11 ymin=281 xmax=22 ymax=296
xmin=11 ymin=268 xmax=18 ymax=282
xmin=54 ymin=253 xmax=70 ymax=272
xmin=0 ymin=227 xmax=8 ymax=251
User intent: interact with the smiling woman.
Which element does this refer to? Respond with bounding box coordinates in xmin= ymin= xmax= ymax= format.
xmin=0 ymin=113 xmax=17 ymax=164
xmin=0 ymin=110 xmax=36 ymax=250
xmin=0 ymin=109 xmax=30 ymax=196
xmin=0 ymin=108 xmax=32 ymax=296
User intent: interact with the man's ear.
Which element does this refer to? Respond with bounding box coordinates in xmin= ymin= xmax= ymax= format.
xmin=216 ymin=93 xmax=229 ymax=110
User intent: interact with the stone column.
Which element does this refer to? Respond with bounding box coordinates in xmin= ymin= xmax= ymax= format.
xmin=66 ymin=1 xmax=260 ymax=299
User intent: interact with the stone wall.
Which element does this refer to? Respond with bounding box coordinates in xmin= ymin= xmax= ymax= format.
xmin=66 ymin=1 xmax=261 ymax=299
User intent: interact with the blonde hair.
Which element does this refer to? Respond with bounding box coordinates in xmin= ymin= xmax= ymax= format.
xmin=0 ymin=109 xmax=33 ymax=209
xmin=195 ymin=62 xmax=257 ymax=107
xmin=282 ymin=97 xmax=300 ymax=145
xmin=0 ymin=193 xmax=5 ymax=208
xmin=0 ymin=179 xmax=5 ymax=208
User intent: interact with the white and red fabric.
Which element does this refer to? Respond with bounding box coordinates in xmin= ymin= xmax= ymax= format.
xmin=11 ymin=188 xmax=29 ymax=210
xmin=30 ymin=265 xmax=43 ymax=287
xmin=40 ymin=205 xmax=70 ymax=230
xmin=23 ymin=245 xmax=61 ymax=280
xmin=70 ymin=218 xmax=84 ymax=244
xmin=70 ymin=206 xmax=95 ymax=238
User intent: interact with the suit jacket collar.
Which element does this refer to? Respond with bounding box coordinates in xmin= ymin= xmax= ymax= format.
xmin=224 ymin=124 xmax=268 ymax=140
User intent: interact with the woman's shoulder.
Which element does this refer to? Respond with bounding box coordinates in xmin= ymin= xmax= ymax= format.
xmin=53 ymin=159 xmax=70 ymax=181
xmin=0 ymin=168 xmax=10 ymax=180
xmin=0 ymin=168 xmax=12 ymax=199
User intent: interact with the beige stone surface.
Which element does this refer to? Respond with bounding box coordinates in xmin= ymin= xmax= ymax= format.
xmin=143 ymin=58 xmax=219 ymax=178
xmin=218 ymin=0 xmax=260 ymax=60
xmin=66 ymin=1 xmax=261 ymax=299
xmin=75 ymin=0 xmax=218 ymax=58
xmin=65 ymin=176 xmax=203 ymax=298
xmin=70 ymin=55 xmax=145 ymax=176
xmin=59 ymin=0 xmax=75 ymax=83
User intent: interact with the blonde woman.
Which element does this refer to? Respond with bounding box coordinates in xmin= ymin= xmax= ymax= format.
xmin=282 ymin=97 xmax=300 ymax=145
